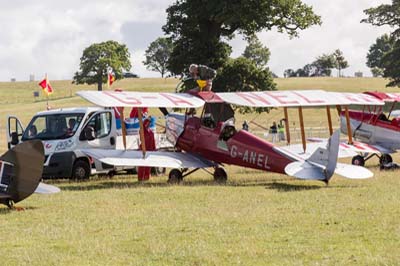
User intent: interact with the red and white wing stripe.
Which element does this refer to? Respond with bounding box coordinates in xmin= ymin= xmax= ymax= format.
xmin=216 ymin=90 xmax=384 ymax=107
xmin=339 ymin=141 xmax=394 ymax=155
xmin=77 ymin=91 xmax=205 ymax=108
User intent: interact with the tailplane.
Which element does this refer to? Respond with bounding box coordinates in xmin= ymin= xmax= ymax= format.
xmin=284 ymin=130 xmax=372 ymax=182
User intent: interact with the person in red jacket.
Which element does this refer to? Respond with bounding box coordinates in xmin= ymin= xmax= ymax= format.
xmin=137 ymin=117 xmax=156 ymax=181
xmin=130 ymin=107 xmax=148 ymax=118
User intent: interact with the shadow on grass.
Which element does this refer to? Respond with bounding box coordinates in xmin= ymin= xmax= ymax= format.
xmin=59 ymin=178 xmax=322 ymax=192
xmin=0 ymin=206 xmax=38 ymax=215
xmin=265 ymin=182 xmax=323 ymax=192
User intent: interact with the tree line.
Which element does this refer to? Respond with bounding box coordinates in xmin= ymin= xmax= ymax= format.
xmin=284 ymin=49 xmax=348 ymax=78
xmin=72 ymin=0 xmax=400 ymax=92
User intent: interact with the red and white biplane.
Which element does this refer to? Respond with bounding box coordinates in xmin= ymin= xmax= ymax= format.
xmin=76 ymin=89 xmax=381 ymax=184
xmin=339 ymin=91 xmax=400 ymax=167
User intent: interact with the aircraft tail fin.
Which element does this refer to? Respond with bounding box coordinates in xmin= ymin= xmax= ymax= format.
xmin=285 ymin=130 xmax=339 ymax=183
xmin=284 ymin=130 xmax=373 ymax=182
xmin=0 ymin=141 xmax=59 ymax=208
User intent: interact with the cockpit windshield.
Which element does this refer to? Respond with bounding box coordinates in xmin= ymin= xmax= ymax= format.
xmin=201 ymin=102 xmax=235 ymax=128
xmin=22 ymin=113 xmax=84 ymax=141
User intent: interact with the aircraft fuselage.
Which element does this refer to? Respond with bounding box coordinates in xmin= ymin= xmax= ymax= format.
xmin=177 ymin=117 xmax=292 ymax=174
xmin=340 ymin=110 xmax=400 ymax=150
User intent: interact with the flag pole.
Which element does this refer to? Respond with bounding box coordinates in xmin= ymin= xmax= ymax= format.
xmin=46 ymin=73 xmax=49 ymax=110
xmin=107 ymin=67 xmax=110 ymax=90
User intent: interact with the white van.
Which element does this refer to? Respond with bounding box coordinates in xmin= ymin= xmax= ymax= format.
xmin=7 ymin=107 xmax=169 ymax=179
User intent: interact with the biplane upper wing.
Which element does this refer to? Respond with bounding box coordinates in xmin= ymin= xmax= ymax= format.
xmin=215 ymin=90 xmax=384 ymax=107
xmin=77 ymin=90 xmax=205 ymax=108
xmin=81 ymin=149 xmax=216 ymax=169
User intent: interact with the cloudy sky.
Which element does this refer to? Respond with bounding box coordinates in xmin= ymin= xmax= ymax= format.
xmin=0 ymin=0 xmax=393 ymax=81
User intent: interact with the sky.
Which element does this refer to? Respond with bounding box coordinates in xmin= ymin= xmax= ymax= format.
xmin=0 ymin=0 xmax=393 ymax=82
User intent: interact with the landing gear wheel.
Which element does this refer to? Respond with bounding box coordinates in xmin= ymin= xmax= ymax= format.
xmin=72 ymin=160 xmax=90 ymax=180
xmin=351 ymin=155 xmax=365 ymax=166
xmin=168 ymin=169 xmax=183 ymax=184
xmin=213 ymin=167 xmax=227 ymax=183
xmin=379 ymin=154 xmax=393 ymax=166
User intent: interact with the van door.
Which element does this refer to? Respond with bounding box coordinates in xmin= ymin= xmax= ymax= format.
xmin=79 ymin=111 xmax=116 ymax=149
xmin=7 ymin=116 xmax=24 ymax=149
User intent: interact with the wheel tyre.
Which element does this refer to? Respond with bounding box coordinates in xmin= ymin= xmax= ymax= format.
xmin=214 ymin=167 xmax=228 ymax=183
xmin=351 ymin=155 xmax=365 ymax=166
xmin=72 ymin=160 xmax=90 ymax=180
xmin=379 ymin=154 xmax=393 ymax=166
xmin=168 ymin=169 xmax=183 ymax=184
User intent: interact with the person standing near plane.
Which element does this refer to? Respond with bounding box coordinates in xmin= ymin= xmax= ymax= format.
xmin=137 ymin=118 xmax=156 ymax=181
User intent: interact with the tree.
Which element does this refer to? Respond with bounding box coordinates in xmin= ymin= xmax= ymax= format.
xmin=284 ymin=69 xmax=296 ymax=78
xmin=143 ymin=37 xmax=173 ymax=78
xmin=366 ymin=34 xmax=395 ymax=76
xmin=381 ymin=40 xmax=400 ymax=86
xmin=361 ymin=1 xmax=400 ymax=37
xmin=311 ymin=54 xmax=335 ymax=77
xmin=73 ymin=40 xmax=131 ymax=91
xmin=362 ymin=1 xmax=400 ymax=86
xmin=242 ymin=35 xmax=270 ymax=68
xmin=332 ymin=49 xmax=349 ymax=77
xmin=163 ymin=0 xmax=321 ymax=77
xmin=371 ymin=67 xmax=384 ymax=77
xmin=213 ymin=57 xmax=276 ymax=113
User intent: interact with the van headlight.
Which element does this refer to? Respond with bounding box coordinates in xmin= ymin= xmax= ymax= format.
xmin=55 ymin=140 xmax=74 ymax=151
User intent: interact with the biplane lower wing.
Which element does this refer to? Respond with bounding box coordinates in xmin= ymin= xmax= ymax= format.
xmin=279 ymin=141 xmax=358 ymax=159
xmin=81 ymin=149 xmax=216 ymax=169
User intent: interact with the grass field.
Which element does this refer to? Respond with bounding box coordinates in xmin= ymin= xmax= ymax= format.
xmin=0 ymin=77 xmax=399 ymax=265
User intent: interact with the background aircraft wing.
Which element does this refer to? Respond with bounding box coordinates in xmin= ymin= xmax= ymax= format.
xmin=77 ymin=90 xmax=205 ymax=108
xmin=307 ymin=138 xmax=394 ymax=157
xmin=81 ymin=149 xmax=216 ymax=169
xmin=278 ymin=141 xmax=357 ymax=159
xmin=339 ymin=142 xmax=395 ymax=155
xmin=216 ymin=90 xmax=384 ymax=108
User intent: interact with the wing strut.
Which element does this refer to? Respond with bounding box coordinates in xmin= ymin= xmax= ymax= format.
xmin=326 ymin=106 xmax=333 ymax=135
xmin=283 ymin=107 xmax=290 ymax=145
xmin=120 ymin=108 xmax=127 ymax=150
xmin=138 ymin=108 xmax=146 ymax=158
xmin=298 ymin=106 xmax=306 ymax=152
xmin=344 ymin=106 xmax=353 ymax=144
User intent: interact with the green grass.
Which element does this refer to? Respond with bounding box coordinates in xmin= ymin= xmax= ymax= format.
xmin=0 ymin=77 xmax=399 ymax=265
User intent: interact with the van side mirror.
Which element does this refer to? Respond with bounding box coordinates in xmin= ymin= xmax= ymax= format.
xmin=84 ymin=126 xmax=96 ymax=141
xmin=11 ymin=132 xmax=19 ymax=145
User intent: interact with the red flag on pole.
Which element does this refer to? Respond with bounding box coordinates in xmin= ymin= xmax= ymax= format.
xmin=108 ymin=73 xmax=115 ymax=87
xmin=38 ymin=77 xmax=53 ymax=95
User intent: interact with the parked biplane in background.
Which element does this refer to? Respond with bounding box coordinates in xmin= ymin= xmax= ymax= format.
xmin=339 ymin=91 xmax=400 ymax=167
xmin=77 ymin=89 xmax=382 ymax=184
xmin=0 ymin=141 xmax=60 ymax=209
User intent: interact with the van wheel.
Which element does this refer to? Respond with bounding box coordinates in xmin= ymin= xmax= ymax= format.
xmin=72 ymin=160 xmax=90 ymax=180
